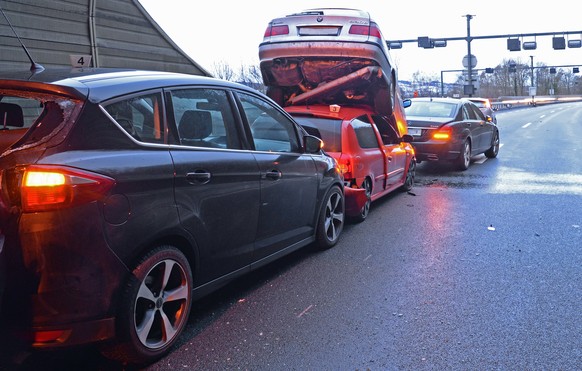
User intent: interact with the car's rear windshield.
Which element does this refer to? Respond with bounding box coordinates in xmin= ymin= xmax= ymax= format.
xmin=292 ymin=116 xmax=342 ymax=152
xmin=405 ymin=101 xmax=457 ymax=118
xmin=1 ymin=90 xmax=82 ymax=153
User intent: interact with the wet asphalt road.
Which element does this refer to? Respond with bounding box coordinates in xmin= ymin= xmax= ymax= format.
xmin=3 ymin=102 xmax=581 ymax=370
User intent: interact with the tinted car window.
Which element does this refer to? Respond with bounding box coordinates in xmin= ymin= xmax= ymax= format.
xmin=463 ymin=103 xmax=479 ymax=120
xmin=239 ymin=92 xmax=300 ymax=153
xmin=372 ymin=115 xmax=400 ymax=145
xmin=293 ymin=116 xmax=342 ymax=152
xmin=168 ymin=88 xmax=241 ymax=149
xmin=351 ymin=116 xmax=378 ymax=149
xmin=104 ymin=92 xmax=164 ymax=144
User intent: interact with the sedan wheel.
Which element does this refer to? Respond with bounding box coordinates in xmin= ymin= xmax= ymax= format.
xmin=102 ymin=246 xmax=192 ymax=365
xmin=316 ymin=185 xmax=344 ymax=249
xmin=485 ymin=131 xmax=500 ymax=158
xmin=456 ymin=139 xmax=471 ymax=171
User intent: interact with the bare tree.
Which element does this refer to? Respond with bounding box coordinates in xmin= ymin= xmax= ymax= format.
xmin=211 ymin=60 xmax=236 ymax=81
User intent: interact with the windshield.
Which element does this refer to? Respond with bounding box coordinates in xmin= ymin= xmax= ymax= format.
xmin=405 ymin=101 xmax=457 ymax=118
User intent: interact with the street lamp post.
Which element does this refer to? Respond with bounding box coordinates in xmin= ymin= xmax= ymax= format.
xmin=465 ymin=14 xmax=475 ymax=97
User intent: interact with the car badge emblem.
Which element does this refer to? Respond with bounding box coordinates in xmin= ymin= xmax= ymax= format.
xmin=317 ymin=16 xmax=323 ymax=22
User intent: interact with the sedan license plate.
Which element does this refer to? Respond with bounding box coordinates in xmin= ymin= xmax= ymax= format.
xmin=408 ymin=128 xmax=422 ymax=136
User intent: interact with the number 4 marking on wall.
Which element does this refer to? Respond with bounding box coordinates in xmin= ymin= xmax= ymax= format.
xmin=69 ymin=54 xmax=93 ymax=68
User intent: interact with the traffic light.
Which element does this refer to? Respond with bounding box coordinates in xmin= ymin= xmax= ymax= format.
xmin=418 ymin=36 xmax=433 ymax=49
xmin=573 ymin=67 xmax=580 ymax=74
xmin=550 ymin=67 xmax=556 ymax=74
xmin=523 ymin=41 xmax=537 ymax=50
xmin=485 ymin=68 xmax=494 ymax=74
xmin=507 ymin=38 xmax=521 ymax=51
xmin=508 ymin=62 xmax=517 ymax=73
xmin=552 ymin=37 xmax=566 ymax=50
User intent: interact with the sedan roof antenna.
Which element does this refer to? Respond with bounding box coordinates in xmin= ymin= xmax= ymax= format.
xmin=0 ymin=4 xmax=45 ymax=73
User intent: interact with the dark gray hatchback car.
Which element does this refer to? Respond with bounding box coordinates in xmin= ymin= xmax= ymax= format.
xmin=0 ymin=68 xmax=344 ymax=364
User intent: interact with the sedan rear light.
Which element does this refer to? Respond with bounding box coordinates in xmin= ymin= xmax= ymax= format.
xmin=432 ymin=127 xmax=452 ymax=141
xmin=348 ymin=22 xmax=382 ymax=38
xmin=20 ymin=165 xmax=115 ymax=212
xmin=264 ymin=24 xmax=289 ymax=37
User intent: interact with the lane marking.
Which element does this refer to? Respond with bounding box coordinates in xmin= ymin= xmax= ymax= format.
xmin=522 ymin=122 xmax=532 ymax=128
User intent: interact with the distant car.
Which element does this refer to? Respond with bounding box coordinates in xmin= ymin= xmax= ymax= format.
xmin=259 ymin=8 xmax=414 ymax=219
xmin=0 ymin=68 xmax=345 ymax=365
xmin=467 ymin=97 xmax=497 ymax=124
xmin=288 ymin=104 xmax=416 ymax=222
xmin=405 ymin=97 xmax=500 ymax=170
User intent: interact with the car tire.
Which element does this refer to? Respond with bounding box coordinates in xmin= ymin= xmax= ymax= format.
xmin=101 ymin=245 xmax=193 ymax=365
xmin=485 ymin=131 xmax=500 ymax=158
xmin=400 ymin=158 xmax=416 ymax=192
xmin=456 ymin=139 xmax=471 ymax=171
xmin=315 ymin=185 xmax=344 ymax=249
xmin=352 ymin=178 xmax=372 ymax=223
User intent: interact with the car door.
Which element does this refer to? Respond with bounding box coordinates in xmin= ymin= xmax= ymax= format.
xmin=167 ymin=87 xmax=260 ymax=282
xmin=372 ymin=114 xmax=407 ymax=188
xmin=460 ymin=103 xmax=482 ymax=153
xmin=349 ymin=115 xmax=387 ymax=193
xmin=468 ymin=103 xmax=495 ymax=152
xmin=236 ymin=92 xmax=319 ymax=262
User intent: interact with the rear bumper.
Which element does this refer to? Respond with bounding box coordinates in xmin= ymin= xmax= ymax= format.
xmin=259 ymin=40 xmax=391 ymax=70
xmin=1 ymin=206 xmax=129 ymax=349
xmin=412 ymin=141 xmax=461 ymax=162
xmin=344 ymin=186 xmax=367 ymax=217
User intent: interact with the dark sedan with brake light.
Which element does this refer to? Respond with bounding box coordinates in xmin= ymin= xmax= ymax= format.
xmin=405 ymin=97 xmax=500 ymax=170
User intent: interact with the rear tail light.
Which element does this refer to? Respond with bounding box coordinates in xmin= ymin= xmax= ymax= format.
xmin=336 ymin=157 xmax=352 ymax=180
xmin=348 ymin=22 xmax=382 ymax=38
xmin=20 ymin=165 xmax=115 ymax=212
xmin=264 ymin=24 xmax=289 ymax=37
xmin=432 ymin=127 xmax=453 ymax=141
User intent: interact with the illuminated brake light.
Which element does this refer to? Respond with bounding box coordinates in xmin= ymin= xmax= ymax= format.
xmin=348 ymin=23 xmax=382 ymax=38
xmin=432 ymin=128 xmax=452 ymax=141
xmin=264 ymin=24 xmax=289 ymax=37
xmin=21 ymin=165 xmax=115 ymax=212
xmin=25 ymin=172 xmax=66 ymax=187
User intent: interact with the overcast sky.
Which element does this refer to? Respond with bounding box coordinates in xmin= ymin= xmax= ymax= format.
xmin=138 ymin=0 xmax=582 ymax=82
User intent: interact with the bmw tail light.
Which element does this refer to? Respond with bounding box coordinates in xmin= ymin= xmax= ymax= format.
xmin=20 ymin=165 xmax=115 ymax=212
xmin=264 ymin=24 xmax=289 ymax=37
xmin=348 ymin=22 xmax=382 ymax=38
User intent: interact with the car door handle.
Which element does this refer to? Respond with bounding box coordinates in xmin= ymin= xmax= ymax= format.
xmin=186 ymin=171 xmax=211 ymax=184
xmin=264 ymin=169 xmax=282 ymax=180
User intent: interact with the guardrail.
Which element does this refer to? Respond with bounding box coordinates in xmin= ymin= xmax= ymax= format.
xmin=492 ymin=95 xmax=582 ymax=110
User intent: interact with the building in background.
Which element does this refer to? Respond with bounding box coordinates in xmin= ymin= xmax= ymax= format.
xmin=0 ymin=0 xmax=210 ymax=76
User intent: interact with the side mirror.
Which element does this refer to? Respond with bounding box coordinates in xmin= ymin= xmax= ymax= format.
xmin=402 ymin=99 xmax=412 ymax=109
xmin=304 ymin=134 xmax=323 ymax=154
xmin=401 ymin=134 xmax=414 ymax=143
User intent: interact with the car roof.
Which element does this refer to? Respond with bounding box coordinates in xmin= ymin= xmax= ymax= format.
xmin=410 ymin=97 xmax=465 ymax=104
xmin=0 ymin=68 xmax=251 ymax=103
xmin=286 ymin=8 xmax=371 ymax=18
